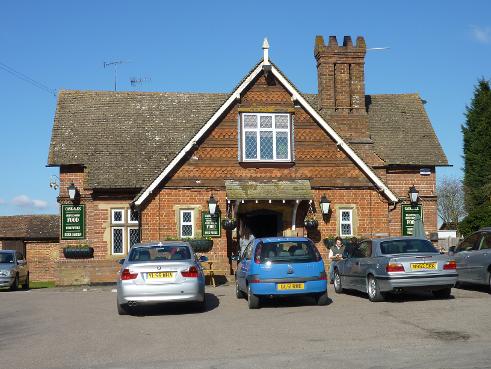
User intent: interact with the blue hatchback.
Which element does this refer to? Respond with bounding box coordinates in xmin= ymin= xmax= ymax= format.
xmin=234 ymin=237 xmax=328 ymax=309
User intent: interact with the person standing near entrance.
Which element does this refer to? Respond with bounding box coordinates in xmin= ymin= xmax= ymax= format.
xmin=328 ymin=237 xmax=345 ymax=284
xmin=239 ymin=226 xmax=255 ymax=258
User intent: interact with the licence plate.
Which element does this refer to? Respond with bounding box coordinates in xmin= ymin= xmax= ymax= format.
xmin=410 ymin=262 xmax=437 ymax=270
xmin=277 ymin=283 xmax=304 ymax=290
xmin=147 ymin=272 xmax=174 ymax=279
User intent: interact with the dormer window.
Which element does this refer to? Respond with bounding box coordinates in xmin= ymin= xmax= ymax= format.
xmin=241 ymin=113 xmax=291 ymax=162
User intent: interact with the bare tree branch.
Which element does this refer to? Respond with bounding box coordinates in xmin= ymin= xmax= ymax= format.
xmin=437 ymin=176 xmax=466 ymax=225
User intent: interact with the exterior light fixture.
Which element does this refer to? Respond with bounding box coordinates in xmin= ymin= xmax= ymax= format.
xmin=320 ymin=194 xmax=330 ymax=215
xmin=67 ymin=182 xmax=77 ymax=201
xmin=208 ymin=194 xmax=218 ymax=215
xmin=408 ymin=185 xmax=419 ymax=206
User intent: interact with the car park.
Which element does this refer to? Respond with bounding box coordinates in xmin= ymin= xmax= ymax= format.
xmin=0 ymin=250 xmax=29 ymax=290
xmin=234 ymin=237 xmax=328 ymax=309
xmin=450 ymin=228 xmax=491 ymax=290
xmin=333 ymin=237 xmax=457 ymax=302
xmin=116 ymin=241 xmax=207 ymax=315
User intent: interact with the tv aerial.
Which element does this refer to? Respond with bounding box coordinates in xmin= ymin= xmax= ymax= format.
xmin=130 ymin=77 xmax=152 ymax=90
xmin=103 ymin=60 xmax=130 ymax=91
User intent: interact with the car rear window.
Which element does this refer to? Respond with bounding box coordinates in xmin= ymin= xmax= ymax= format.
xmin=257 ymin=241 xmax=321 ymax=264
xmin=129 ymin=246 xmax=191 ymax=262
xmin=379 ymin=239 xmax=438 ymax=255
xmin=0 ymin=253 xmax=14 ymax=263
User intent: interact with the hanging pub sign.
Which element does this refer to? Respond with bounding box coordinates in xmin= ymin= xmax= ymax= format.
xmin=61 ymin=204 xmax=86 ymax=240
xmin=401 ymin=204 xmax=423 ymax=236
xmin=202 ymin=212 xmax=221 ymax=238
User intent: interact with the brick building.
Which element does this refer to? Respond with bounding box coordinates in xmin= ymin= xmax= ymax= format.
xmin=45 ymin=35 xmax=447 ymax=285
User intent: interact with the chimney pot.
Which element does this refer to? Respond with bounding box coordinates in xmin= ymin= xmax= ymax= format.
xmin=343 ymin=36 xmax=353 ymax=47
xmin=328 ymin=36 xmax=338 ymax=47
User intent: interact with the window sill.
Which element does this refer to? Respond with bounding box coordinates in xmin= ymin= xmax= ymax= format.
xmin=239 ymin=161 xmax=295 ymax=169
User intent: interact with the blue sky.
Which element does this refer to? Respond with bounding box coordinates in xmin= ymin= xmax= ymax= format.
xmin=0 ymin=0 xmax=490 ymax=216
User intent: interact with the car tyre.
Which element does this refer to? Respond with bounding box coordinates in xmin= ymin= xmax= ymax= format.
xmin=333 ymin=270 xmax=343 ymax=294
xmin=10 ymin=274 xmax=19 ymax=291
xmin=117 ymin=300 xmax=130 ymax=315
xmin=22 ymin=273 xmax=29 ymax=290
xmin=367 ymin=275 xmax=384 ymax=302
xmin=196 ymin=295 xmax=207 ymax=312
xmin=432 ymin=287 xmax=452 ymax=299
xmin=247 ymin=284 xmax=260 ymax=309
xmin=235 ymin=279 xmax=245 ymax=299
xmin=315 ymin=291 xmax=329 ymax=306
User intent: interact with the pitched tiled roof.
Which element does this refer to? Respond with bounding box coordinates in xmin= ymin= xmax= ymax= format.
xmin=48 ymin=91 xmax=228 ymax=188
xmin=0 ymin=215 xmax=59 ymax=240
xmin=49 ymin=89 xmax=447 ymax=190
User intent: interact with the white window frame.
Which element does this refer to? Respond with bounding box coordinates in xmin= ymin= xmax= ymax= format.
xmin=111 ymin=209 xmax=125 ymax=224
xmin=127 ymin=227 xmax=140 ymax=250
xmin=180 ymin=209 xmax=194 ymax=238
xmin=127 ymin=209 xmax=139 ymax=224
xmin=111 ymin=227 xmax=125 ymax=255
xmin=339 ymin=209 xmax=353 ymax=237
xmin=241 ymin=113 xmax=291 ymax=162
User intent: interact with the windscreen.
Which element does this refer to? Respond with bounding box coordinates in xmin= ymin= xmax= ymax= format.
xmin=257 ymin=241 xmax=321 ymax=263
xmin=0 ymin=253 xmax=14 ymax=263
xmin=129 ymin=246 xmax=191 ymax=262
xmin=379 ymin=239 xmax=438 ymax=255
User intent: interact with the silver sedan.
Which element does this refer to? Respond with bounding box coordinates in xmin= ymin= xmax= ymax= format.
xmin=333 ymin=237 xmax=457 ymax=302
xmin=116 ymin=241 xmax=206 ymax=315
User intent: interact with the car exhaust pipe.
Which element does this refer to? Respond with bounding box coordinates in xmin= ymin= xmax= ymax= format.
xmin=128 ymin=301 xmax=137 ymax=307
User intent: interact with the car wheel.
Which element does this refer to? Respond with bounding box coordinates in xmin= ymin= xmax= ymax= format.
xmin=333 ymin=270 xmax=343 ymax=294
xmin=235 ymin=279 xmax=245 ymax=299
xmin=10 ymin=274 xmax=19 ymax=291
xmin=432 ymin=288 xmax=452 ymax=299
xmin=196 ymin=294 xmax=207 ymax=312
xmin=488 ymin=271 xmax=491 ymax=293
xmin=22 ymin=273 xmax=29 ymax=290
xmin=315 ymin=290 xmax=329 ymax=306
xmin=117 ymin=300 xmax=130 ymax=315
xmin=247 ymin=284 xmax=260 ymax=309
xmin=367 ymin=275 xmax=384 ymax=302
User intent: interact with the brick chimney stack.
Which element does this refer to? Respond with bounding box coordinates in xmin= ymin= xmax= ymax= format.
xmin=314 ymin=35 xmax=369 ymax=139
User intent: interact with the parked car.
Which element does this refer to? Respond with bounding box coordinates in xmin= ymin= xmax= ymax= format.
xmin=450 ymin=228 xmax=491 ymax=290
xmin=116 ymin=241 xmax=207 ymax=315
xmin=234 ymin=237 xmax=328 ymax=309
xmin=332 ymin=237 xmax=457 ymax=302
xmin=0 ymin=250 xmax=29 ymax=290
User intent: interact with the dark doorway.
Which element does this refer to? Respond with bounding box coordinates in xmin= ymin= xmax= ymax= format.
xmin=243 ymin=211 xmax=280 ymax=238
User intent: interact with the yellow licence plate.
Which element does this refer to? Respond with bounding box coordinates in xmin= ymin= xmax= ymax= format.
xmin=410 ymin=262 xmax=437 ymax=270
xmin=277 ymin=283 xmax=305 ymax=290
xmin=147 ymin=272 xmax=174 ymax=279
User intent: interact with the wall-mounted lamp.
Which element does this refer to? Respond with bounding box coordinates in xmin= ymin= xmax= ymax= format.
xmin=67 ymin=182 xmax=78 ymax=201
xmin=408 ymin=185 xmax=419 ymax=206
xmin=208 ymin=194 xmax=218 ymax=215
xmin=320 ymin=193 xmax=331 ymax=215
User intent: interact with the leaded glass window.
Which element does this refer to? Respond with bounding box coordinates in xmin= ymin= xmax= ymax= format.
xmin=111 ymin=208 xmax=140 ymax=255
xmin=128 ymin=228 xmax=140 ymax=248
xmin=340 ymin=209 xmax=353 ymax=237
xmin=128 ymin=209 xmax=139 ymax=223
xmin=112 ymin=227 xmax=124 ymax=254
xmin=242 ymin=113 xmax=291 ymax=161
xmin=180 ymin=210 xmax=194 ymax=238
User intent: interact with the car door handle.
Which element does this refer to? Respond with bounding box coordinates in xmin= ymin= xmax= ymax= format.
xmin=355 ymin=262 xmax=360 ymax=266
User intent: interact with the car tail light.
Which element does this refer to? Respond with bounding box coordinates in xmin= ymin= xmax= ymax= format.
xmin=443 ymin=260 xmax=457 ymax=270
xmin=386 ymin=263 xmax=405 ymax=272
xmin=181 ymin=266 xmax=198 ymax=278
xmin=249 ymin=279 xmax=261 ymax=283
xmin=121 ymin=269 xmax=138 ymax=280
xmin=319 ymin=271 xmax=327 ymax=280
xmin=254 ymin=244 xmax=262 ymax=264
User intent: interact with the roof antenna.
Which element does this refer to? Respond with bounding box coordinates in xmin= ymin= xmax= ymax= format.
xmin=103 ymin=60 xmax=129 ymax=91
xmin=130 ymin=77 xmax=152 ymax=90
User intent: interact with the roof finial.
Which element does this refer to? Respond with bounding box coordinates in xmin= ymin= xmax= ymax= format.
xmin=262 ymin=37 xmax=270 ymax=65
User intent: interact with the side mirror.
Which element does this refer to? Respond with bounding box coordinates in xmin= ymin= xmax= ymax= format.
xmin=448 ymin=246 xmax=456 ymax=256
xmin=199 ymin=255 xmax=208 ymax=262
xmin=118 ymin=258 xmax=125 ymax=265
xmin=17 ymin=260 xmax=26 ymax=265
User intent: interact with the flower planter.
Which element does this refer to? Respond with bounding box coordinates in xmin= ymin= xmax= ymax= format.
xmin=187 ymin=239 xmax=214 ymax=253
xmin=63 ymin=247 xmax=94 ymax=259
xmin=222 ymin=218 xmax=237 ymax=231
xmin=304 ymin=219 xmax=319 ymax=230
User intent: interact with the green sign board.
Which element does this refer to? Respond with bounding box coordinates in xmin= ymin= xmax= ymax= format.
xmin=202 ymin=212 xmax=221 ymax=238
xmin=401 ymin=204 xmax=423 ymax=236
xmin=61 ymin=204 xmax=86 ymax=240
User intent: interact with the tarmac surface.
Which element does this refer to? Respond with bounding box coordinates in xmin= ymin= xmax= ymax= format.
xmin=1 ymin=283 xmax=490 ymax=369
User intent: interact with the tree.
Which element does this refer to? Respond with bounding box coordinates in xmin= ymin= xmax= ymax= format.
xmin=437 ymin=176 xmax=466 ymax=225
xmin=459 ymin=78 xmax=491 ymax=235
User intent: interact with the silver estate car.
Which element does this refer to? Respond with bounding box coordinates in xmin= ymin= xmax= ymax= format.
xmin=0 ymin=250 xmax=29 ymax=290
xmin=450 ymin=228 xmax=491 ymax=290
xmin=116 ymin=241 xmax=207 ymax=315
xmin=333 ymin=237 xmax=457 ymax=302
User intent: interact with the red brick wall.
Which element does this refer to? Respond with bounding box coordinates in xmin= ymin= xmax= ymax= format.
xmin=26 ymin=241 xmax=59 ymax=282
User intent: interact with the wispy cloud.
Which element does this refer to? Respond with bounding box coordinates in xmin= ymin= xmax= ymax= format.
xmin=470 ymin=25 xmax=491 ymax=44
xmin=11 ymin=195 xmax=49 ymax=209
xmin=0 ymin=198 xmax=5 ymax=205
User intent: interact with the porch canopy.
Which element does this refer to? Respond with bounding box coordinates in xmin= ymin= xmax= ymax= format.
xmin=225 ymin=180 xmax=312 ymax=201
